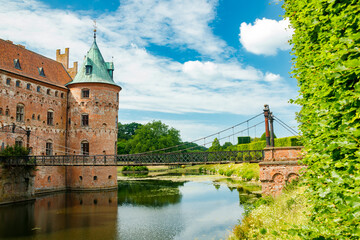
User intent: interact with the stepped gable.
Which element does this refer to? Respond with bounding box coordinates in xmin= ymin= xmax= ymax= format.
xmin=0 ymin=38 xmax=71 ymax=88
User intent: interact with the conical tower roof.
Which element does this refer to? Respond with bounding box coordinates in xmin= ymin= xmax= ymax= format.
xmin=66 ymin=38 xmax=118 ymax=87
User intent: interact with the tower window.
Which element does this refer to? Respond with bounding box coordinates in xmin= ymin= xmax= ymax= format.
xmin=16 ymin=104 xmax=25 ymax=122
xmin=47 ymin=110 xmax=53 ymax=125
xmin=81 ymin=114 xmax=89 ymax=126
xmin=14 ymin=59 xmax=21 ymax=70
xmin=37 ymin=86 xmax=41 ymax=92
xmin=55 ymin=91 xmax=58 ymax=97
xmin=16 ymin=80 xmax=21 ymax=87
xmin=81 ymin=89 xmax=90 ymax=98
xmin=81 ymin=141 xmax=89 ymax=155
xmin=5 ymin=108 xmax=9 ymax=116
xmin=46 ymin=141 xmax=53 ymax=155
xmin=6 ymin=78 xmax=10 ymax=85
xmin=27 ymin=83 xmax=31 ymax=90
xmin=37 ymin=115 xmax=40 ymax=120
xmin=32 ymin=114 xmax=35 ymax=120
xmin=85 ymin=65 xmax=92 ymax=75
xmin=47 ymin=89 xmax=51 ymax=95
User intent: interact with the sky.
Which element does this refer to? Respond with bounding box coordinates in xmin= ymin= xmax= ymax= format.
xmin=0 ymin=0 xmax=299 ymax=146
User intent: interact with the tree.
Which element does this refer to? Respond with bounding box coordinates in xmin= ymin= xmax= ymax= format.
xmin=117 ymin=122 xmax=142 ymax=140
xmin=0 ymin=145 xmax=29 ymax=157
xmin=208 ymin=138 xmax=222 ymax=152
xmin=126 ymin=120 xmax=181 ymax=154
xmin=222 ymin=142 xmax=233 ymax=150
xmin=260 ymin=132 xmax=277 ymax=141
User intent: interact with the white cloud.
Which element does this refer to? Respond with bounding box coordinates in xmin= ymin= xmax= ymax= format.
xmin=0 ymin=0 xmax=298 ymax=140
xmin=264 ymin=72 xmax=282 ymax=82
xmin=239 ymin=18 xmax=294 ymax=56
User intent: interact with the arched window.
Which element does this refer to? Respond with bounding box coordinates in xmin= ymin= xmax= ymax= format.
xmin=37 ymin=115 xmax=40 ymax=121
xmin=16 ymin=104 xmax=25 ymax=122
xmin=16 ymin=80 xmax=21 ymax=87
xmin=6 ymin=78 xmax=11 ymax=85
xmin=32 ymin=114 xmax=35 ymax=120
xmin=47 ymin=110 xmax=54 ymax=125
xmin=26 ymin=83 xmax=31 ymax=90
xmin=5 ymin=108 xmax=9 ymax=116
xmin=55 ymin=91 xmax=58 ymax=97
xmin=47 ymin=89 xmax=51 ymax=95
xmin=46 ymin=140 xmax=53 ymax=155
xmin=81 ymin=114 xmax=89 ymax=126
xmin=81 ymin=89 xmax=90 ymax=98
xmin=15 ymin=137 xmax=23 ymax=147
xmin=37 ymin=86 xmax=41 ymax=92
xmin=81 ymin=141 xmax=89 ymax=155
xmin=61 ymin=93 xmax=64 ymax=98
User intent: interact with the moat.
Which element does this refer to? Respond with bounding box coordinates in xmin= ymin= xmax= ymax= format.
xmin=0 ymin=175 xmax=260 ymax=240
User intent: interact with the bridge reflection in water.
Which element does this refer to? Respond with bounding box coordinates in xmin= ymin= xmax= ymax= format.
xmin=1 ymin=150 xmax=264 ymax=166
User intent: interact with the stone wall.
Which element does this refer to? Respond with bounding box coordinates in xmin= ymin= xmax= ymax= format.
xmin=66 ymin=166 xmax=117 ymax=190
xmin=34 ymin=166 xmax=66 ymax=193
xmin=260 ymin=147 xmax=306 ymax=196
xmin=0 ymin=164 xmax=35 ymax=203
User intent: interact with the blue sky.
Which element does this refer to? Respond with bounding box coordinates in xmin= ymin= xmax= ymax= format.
xmin=0 ymin=0 xmax=299 ymax=146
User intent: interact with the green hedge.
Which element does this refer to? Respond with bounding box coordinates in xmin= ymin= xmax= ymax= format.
xmin=122 ymin=166 xmax=149 ymax=172
xmin=283 ymin=0 xmax=360 ymax=238
xmin=232 ymin=136 xmax=303 ymax=151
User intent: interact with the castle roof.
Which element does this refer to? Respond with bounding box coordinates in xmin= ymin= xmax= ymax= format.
xmin=0 ymin=39 xmax=71 ymax=88
xmin=66 ymin=38 xmax=118 ymax=87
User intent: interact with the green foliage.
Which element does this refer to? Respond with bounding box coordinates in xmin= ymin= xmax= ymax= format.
xmin=126 ymin=120 xmax=181 ymax=154
xmin=222 ymin=141 xmax=233 ymax=149
xmin=122 ymin=166 xmax=149 ymax=172
xmin=236 ymin=136 xmax=303 ymax=151
xmin=200 ymin=163 xmax=259 ymax=181
xmin=0 ymin=145 xmax=30 ymax=157
xmin=208 ymin=138 xmax=222 ymax=152
xmin=117 ymin=122 xmax=142 ymax=140
xmin=230 ymin=186 xmax=309 ymax=240
xmin=283 ymin=0 xmax=360 ymax=238
xmin=260 ymin=132 xmax=277 ymax=141
xmin=178 ymin=142 xmax=208 ymax=152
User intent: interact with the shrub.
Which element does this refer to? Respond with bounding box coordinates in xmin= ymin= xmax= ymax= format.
xmin=121 ymin=165 xmax=149 ymax=172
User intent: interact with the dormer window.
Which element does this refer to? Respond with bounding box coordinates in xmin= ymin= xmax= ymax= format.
xmin=38 ymin=67 xmax=45 ymax=77
xmin=108 ymin=69 xmax=113 ymax=79
xmin=85 ymin=65 xmax=92 ymax=75
xmin=14 ymin=59 xmax=21 ymax=70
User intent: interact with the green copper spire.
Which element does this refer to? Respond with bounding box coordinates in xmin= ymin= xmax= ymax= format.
xmin=66 ymin=38 xmax=118 ymax=87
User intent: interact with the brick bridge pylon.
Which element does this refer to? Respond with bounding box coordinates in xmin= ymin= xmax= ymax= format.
xmin=260 ymin=105 xmax=306 ymax=196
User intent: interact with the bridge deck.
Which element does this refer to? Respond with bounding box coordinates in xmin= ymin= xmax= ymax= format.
xmin=0 ymin=150 xmax=264 ymax=166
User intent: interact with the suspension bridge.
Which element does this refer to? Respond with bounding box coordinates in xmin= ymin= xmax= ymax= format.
xmin=0 ymin=105 xmax=299 ymax=166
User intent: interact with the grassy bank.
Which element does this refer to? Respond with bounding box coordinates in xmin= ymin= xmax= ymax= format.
xmin=229 ymin=184 xmax=310 ymax=240
xmin=199 ymin=163 xmax=259 ymax=181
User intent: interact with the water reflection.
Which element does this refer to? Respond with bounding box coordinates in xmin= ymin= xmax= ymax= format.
xmin=0 ymin=179 xmax=260 ymax=240
xmin=118 ymin=180 xmax=184 ymax=207
xmin=0 ymin=191 xmax=117 ymax=240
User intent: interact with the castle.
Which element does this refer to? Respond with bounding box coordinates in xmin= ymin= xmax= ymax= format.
xmin=0 ymin=33 xmax=121 ymax=193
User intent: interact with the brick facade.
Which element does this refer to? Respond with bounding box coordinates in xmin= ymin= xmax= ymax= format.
xmin=260 ymin=147 xmax=306 ymax=196
xmin=0 ymin=38 xmax=121 ymax=195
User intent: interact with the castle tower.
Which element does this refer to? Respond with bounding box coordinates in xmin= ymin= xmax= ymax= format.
xmin=64 ymin=35 xmax=121 ymax=191
xmin=66 ymin=36 xmax=121 ymax=156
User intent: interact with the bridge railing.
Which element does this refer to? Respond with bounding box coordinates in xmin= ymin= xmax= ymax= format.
xmin=116 ymin=150 xmax=264 ymax=165
xmin=0 ymin=150 xmax=264 ymax=166
xmin=0 ymin=155 xmax=118 ymax=166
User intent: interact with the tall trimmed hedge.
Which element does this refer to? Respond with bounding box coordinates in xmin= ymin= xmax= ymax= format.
xmin=284 ymin=1 xmax=360 ymax=238
xmin=234 ymin=136 xmax=302 ymax=151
